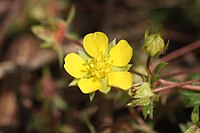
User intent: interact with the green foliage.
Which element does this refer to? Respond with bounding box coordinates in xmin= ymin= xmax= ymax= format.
xmin=191 ymin=106 xmax=199 ymax=125
xmin=142 ymin=103 xmax=154 ymax=119
xmin=127 ymin=82 xmax=155 ymax=110
xmin=180 ymin=90 xmax=200 ymax=107
xmin=143 ymin=31 xmax=166 ymax=58
xmin=153 ymin=62 xmax=168 ymax=82
xmin=153 ymin=62 xmax=168 ymax=75
xmin=99 ymin=77 xmax=111 ymax=94
xmin=185 ymin=125 xmax=200 ymax=133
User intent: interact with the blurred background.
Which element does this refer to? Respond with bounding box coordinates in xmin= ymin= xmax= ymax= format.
xmin=0 ymin=0 xmax=200 ymax=133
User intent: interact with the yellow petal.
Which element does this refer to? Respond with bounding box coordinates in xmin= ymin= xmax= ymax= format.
xmin=78 ymin=78 xmax=101 ymax=94
xmin=109 ymin=40 xmax=133 ymax=67
xmin=83 ymin=32 xmax=108 ymax=58
xmin=64 ymin=53 xmax=87 ymax=78
xmin=108 ymin=72 xmax=133 ymax=90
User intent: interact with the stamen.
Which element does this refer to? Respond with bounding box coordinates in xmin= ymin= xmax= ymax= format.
xmin=86 ymin=54 xmax=112 ymax=79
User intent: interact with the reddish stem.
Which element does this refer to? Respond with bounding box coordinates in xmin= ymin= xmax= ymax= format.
xmin=153 ymin=80 xmax=200 ymax=93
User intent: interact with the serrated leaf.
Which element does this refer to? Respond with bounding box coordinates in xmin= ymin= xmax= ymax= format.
xmin=112 ymin=64 xmax=132 ymax=72
xmin=68 ymin=79 xmax=79 ymax=86
xmin=77 ymin=49 xmax=90 ymax=61
xmin=89 ymin=92 xmax=95 ymax=101
xmin=191 ymin=106 xmax=199 ymax=125
xmin=154 ymin=62 xmax=168 ymax=75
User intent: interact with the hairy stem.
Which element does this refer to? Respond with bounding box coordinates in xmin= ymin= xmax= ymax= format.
xmin=153 ymin=79 xmax=200 ymax=93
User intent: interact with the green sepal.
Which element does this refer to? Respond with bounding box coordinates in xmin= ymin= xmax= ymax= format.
xmin=191 ymin=106 xmax=199 ymax=125
xmin=77 ymin=49 xmax=90 ymax=61
xmin=134 ymin=82 xmax=154 ymax=99
xmin=127 ymin=97 xmax=151 ymax=107
xmin=89 ymin=92 xmax=95 ymax=101
xmin=142 ymin=103 xmax=154 ymax=119
xmin=99 ymin=77 xmax=111 ymax=94
xmin=142 ymin=104 xmax=149 ymax=119
xmin=105 ymin=38 xmax=116 ymax=56
xmin=68 ymin=78 xmax=79 ymax=86
xmin=112 ymin=64 xmax=132 ymax=72
xmin=127 ymin=83 xmax=155 ymax=108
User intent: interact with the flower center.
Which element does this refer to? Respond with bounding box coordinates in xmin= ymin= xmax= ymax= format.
xmin=86 ymin=54 xmax=112 ymax=79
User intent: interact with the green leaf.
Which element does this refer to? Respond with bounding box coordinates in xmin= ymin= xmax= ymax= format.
xmin=191 ymin=106 xmax=199 ymax=125
xmin=180 ymin=90 xmax=200 ymax=107
xmin=77 ymin=49 xmax=90 ymax=61
xmin=185 ymin=125 xmax=200 ymax=133
xmin=68 ymin=79 xmax=79 ymax=86
xmin=112 ymin=64 xmax=132 ymax=72
xmin=89 ymin=92 xmax=95 ymax=101
xmin=154 ymin=62 xmax=168 ymax=75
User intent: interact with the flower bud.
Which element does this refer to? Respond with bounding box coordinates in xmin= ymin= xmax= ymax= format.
xmin=143 ymin=32 xmax=166 ymax=58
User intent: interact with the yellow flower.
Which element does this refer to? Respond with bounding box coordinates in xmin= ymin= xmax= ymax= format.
xmin=64 ymin=32 xmax=133 ymax=94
